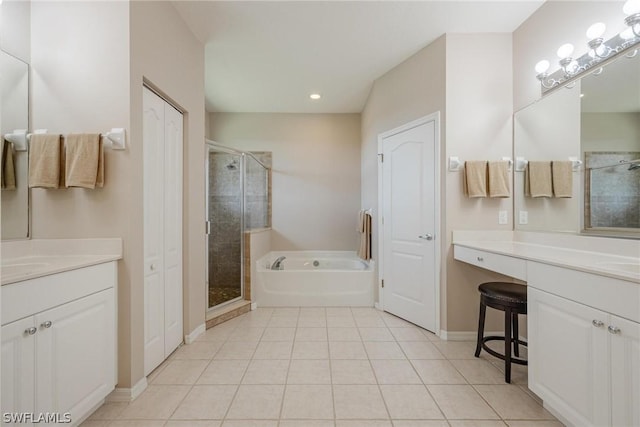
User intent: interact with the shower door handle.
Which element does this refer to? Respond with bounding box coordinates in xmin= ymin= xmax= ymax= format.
xmin=206 ymin=221 xmax=211 ymax=235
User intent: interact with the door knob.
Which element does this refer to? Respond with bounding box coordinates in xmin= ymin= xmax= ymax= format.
xmin=418 ymin=234 xmax=434 ymax=241
xmin=41 ymin=321 xmax=53 ymax=329
xmin=150 ymin=264 xmax=156 ymax=271
xmin=608 ymin=325 xmax=621 ymax=334
xmin=25 ymin=327 xmax=37 ymax=336
xmin=592 ymin=320 xmax=605 ymax=328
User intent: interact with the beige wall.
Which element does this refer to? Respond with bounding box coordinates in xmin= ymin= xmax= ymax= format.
xmin=513 ymin=1 xmax=625 ymax=111
xmin=444 ymin=34 xmax=515 ymax=333
xmin=582 ymin=112 xmax=640 ymax=152
xmin=29 ymin=0 xmax=134 ymax=383
xmin=130 ymin=1 xmax=205 ymax=387
xmin=361 ymin=33 xmax=515 ymax=333
xmin=361 ymin=35 xmax=447 ymax=290
xmin=0 ymin=0 xmax=30 ymax=62
xmin=210 ymin=113 xmax=361 ymax=251
xmin=29 ymin=1 xmax=205 ymax=389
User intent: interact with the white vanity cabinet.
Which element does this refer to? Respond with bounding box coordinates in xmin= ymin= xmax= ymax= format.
xmin=527 ymin=264 xmax=640 ymax=427
xmin=1 ymin=262 xmax=117 ymax=426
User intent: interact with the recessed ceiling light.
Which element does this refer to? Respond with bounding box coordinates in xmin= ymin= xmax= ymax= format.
xmin=309 ymin=93 xmax=321 ymax=100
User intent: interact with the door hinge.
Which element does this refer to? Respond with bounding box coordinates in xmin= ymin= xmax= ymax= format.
xmin=378 ymin=153 xmax=384 ymax=162
xmin=381 ymin=279 xmax=384 ymax=288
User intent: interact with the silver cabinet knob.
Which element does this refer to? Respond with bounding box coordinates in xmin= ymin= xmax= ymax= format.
xmin=592 ymin=320 xmax=605 ymax=327
xmin=608 ymin=325 xmax=621 ymax=334
xmin=418 ymin=234 xmax=434 ymax=241
xmin=25 ymin=327 xmax=37 ymax=336
xmin=477 ymin=257 xmax=484 ymax=262
xmin=41 ymin=321 xmax=52 ymax=329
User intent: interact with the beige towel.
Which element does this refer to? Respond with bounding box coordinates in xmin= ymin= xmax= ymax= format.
xmin=463 ymin=161 xmax=488 ymax=198
xmin=2 ymin=139 xmax=16 ymax=190
xmin=357 ymin=210 xmax=365 ymax=232
xmin=357 ymin=211 xmax=372 ymax=261
xmin=29 ymin=134 xmax=62 ymax=188
xmin=552 ymin=161 xmax=573 ymax=198
xmin=525 ymin=161 xmax=553 ymax=198
xmin=488 ymin=161 xmax=510 ymax=198
xmin=65 ymin=133 xmax=104 ymax=189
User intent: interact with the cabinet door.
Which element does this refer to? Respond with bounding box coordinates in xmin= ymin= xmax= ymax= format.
xmin=528 ymin=288 xmax=610 ymax=427
xmin=35 ymin=289 xmax=115 ymax=421
xmin=609 ymin=315 xmax=640 ymax=427
xmin=1 ymin=317 xmax=35 ymax=426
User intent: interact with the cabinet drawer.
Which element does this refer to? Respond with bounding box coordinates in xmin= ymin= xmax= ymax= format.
xmin=454 ymin=246 xmax=527 ymax=280
xmin=528 ymin=262 xmax=640 ymax=323
xmin=1 ymin=262 xmax=116 ymax=326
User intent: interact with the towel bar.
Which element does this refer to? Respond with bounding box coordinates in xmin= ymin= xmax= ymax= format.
xmin=4 ymin=128 xmax=127 ymax=151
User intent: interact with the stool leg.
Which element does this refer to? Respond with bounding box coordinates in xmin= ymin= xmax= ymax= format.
xmin=474 ymin=300 xmax=486 ymax=358
xmin=512 ymin=312 xmax=520 ymax=358
xmin=504 ymin=307 xmax=512 ymax=383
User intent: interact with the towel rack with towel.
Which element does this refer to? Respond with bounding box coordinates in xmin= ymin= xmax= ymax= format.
xmin=449 ymin=156 xmax=513 ymax=172
xmin=515 ymin=157 xmax=582 ymax=172
xmin=4 ymin=128 xmax=126 ymax=151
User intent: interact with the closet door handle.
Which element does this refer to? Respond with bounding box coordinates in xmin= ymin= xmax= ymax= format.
xmin=592 ymin=320 xmax=604 ymax=328
xmin=608 ymin=325 xmax=621 ymax=334
xmin=41 ymin=321 xmax=53 ymax=329
xmin=150 ymin=264 xmax=156 ymax=271
xmin=25 ymin=327 xmax=37 ymax=336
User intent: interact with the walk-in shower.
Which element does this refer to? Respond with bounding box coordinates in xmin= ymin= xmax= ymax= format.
xmin=206 ymin=141 xmax=271 ymax=310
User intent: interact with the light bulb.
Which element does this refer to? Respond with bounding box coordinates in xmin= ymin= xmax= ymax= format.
xmin=309 ymin=93 xmax=321 ymax=100
xmin=623 ymin=0 xmax=640 ymax=15
xmin=586 ymin=22 xmax=606 ymax=39
xmin=535 ymin=60 xmax=550 ymax=74
xmin=557 ymin=43 xmax=574 ymax=59
xmin=621 ymin=27 xmax=635 ymax=40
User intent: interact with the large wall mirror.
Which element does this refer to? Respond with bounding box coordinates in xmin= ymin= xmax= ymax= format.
xmin=514 ymin=51 xmax=640 ymax=238
xmin=1 ymin=50 xmax=30 ymax=239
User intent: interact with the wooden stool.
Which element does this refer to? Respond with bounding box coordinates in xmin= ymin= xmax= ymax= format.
xmin=474 ymin=282 xmax=528 ymax=383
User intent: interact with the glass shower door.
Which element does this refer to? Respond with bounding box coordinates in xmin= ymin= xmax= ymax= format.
xmin=206 ymin=147 xmax=244 ymax=309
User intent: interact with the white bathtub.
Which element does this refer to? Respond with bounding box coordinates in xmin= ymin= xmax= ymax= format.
xmin=255 ymin=251 xmax=375 ymax=307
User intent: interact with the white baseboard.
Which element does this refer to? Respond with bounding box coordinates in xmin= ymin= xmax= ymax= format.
xmin=251 ymin=302 xmax=258 ymax=310
xmin=374 ymin=302 xmax=381 ymax=310
xmin=107 ymin=377 xmax=148 ymax=402
xmin=184 ymin=323 xmax=206 ymax=344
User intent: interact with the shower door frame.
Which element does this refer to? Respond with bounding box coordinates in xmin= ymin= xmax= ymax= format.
xmin=205 ymin=142 xmax=245 ymax=311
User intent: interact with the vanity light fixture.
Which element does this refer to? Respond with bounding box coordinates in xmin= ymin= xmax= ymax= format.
xmin=535 ymin=0 xmax=640 ymax=93
xmin=309 ymin=93 xmax=321 ymax=100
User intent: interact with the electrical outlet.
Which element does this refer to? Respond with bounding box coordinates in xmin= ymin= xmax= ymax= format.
xmin=498 ymin=210 xmax=508 ymax=225
xmin=519 ymin=211 xmax=528 ymax=225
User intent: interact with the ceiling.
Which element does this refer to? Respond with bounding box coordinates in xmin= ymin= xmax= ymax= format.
xmin=173 ymin=1 xmax=545 ymax=114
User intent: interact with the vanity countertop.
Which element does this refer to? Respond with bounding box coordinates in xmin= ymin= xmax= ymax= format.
xmin=1 ymin=238 xmax=123 ymax=285
xmin=453 ymin=231 xmax=639 ymax=284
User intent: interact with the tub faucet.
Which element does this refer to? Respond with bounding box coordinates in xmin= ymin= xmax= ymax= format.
xmin=271 ymin=256 xmax=286 ymax=270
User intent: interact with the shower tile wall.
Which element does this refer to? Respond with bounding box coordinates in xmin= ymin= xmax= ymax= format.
xmin=245 ymin=152 xmax=272 ymax=229
xmin=209 ymin=152 xmax=242 ymax=307
xmin=586 ymin=151 xmax=640 ymax=229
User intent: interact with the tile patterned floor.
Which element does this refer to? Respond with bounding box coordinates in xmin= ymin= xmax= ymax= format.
xmin=82 ymin=307 xmax=563 ymax=427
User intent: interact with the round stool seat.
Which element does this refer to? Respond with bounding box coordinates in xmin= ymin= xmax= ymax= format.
xmin=475 ymin=281 xmax=528 ymax=383
xmin=478 ymin=282 xmax=527 ymax=305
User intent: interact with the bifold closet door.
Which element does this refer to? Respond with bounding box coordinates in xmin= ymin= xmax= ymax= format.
xmin=143 ymin=87 xmax=183 ymax=376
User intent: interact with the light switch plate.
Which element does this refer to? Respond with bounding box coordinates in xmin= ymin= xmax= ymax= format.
xmin=519 ymin=211 xmax=528 ymax=225
xmin=498 ymin=210 xmax=508 ymax=225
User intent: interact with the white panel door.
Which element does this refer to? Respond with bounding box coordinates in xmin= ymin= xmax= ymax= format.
xmin=1 ymin=317 xmax=35 ymax=425
xmin=610 ymin=315 xmax=640 ymax=427
xmin=143 ymin=87 xmax=166 ymax=375
xmin=35 ymin=289 xmax=115 ymax=420
xmin=528 ymin=288 xmax=610 ymax=427
xmin=163 ymin=102 xmax=183 ymax=357
xmin=382 ymin=119 xmax=437 ymax=331
xmin=143 ymin=86 xmax=183 ymax=376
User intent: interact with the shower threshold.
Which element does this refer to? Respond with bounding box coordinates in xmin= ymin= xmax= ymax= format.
xmin=206 ymin=299 xmax=251 ymax=329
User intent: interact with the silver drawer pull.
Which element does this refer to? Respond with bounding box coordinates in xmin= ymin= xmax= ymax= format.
xmin=41 ymin=321 xmax=53 ymax=329
xmin=608 ymin=325 xmax=621 ymax=334
xmin=592 ymin=320 xmax=604 ymax=327
xmin=477 ymin=257 xmax=484 ymax=262
xmin=25 ymin=327 xmax=37 ymax=336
